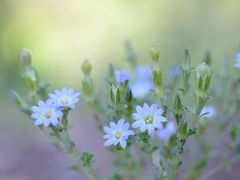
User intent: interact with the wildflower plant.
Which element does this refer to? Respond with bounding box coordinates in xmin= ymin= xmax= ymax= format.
xmin=11 ymin=46 xmax=240 ymax=180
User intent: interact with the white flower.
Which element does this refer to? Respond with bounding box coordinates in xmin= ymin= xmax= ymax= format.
xmin=132 ymin=103 xmax=167 ymax=136
xmin=49 ymin=87 xmax=80 ymax=110
xmin=158 ymin=121 xmax=176 ymax=143
xmin=31 ymin=100 xmax=63 ymax=127
xmin=103 ymin=119 xmax=134 ymax=149
xmin=201 ymin=105 xmax=216 ymax=119
xmin=234 ymin=53 xmax=240 ymax=69
xmin=115 ymin=69 xmax=130 ymax=83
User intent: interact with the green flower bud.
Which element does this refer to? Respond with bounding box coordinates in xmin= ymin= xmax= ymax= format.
xmin=153 ymin=69 xmax=163 ymax=97
xmin=174 ymin=94 xmax=182 ymax=114
xmin=182 ymin=49 xmax=190 ymax=71
xmin=196 ymin=62 xmax=211 ymax=78
xmin=125 ymin=88 xmax=132 ymax=103
xmin=150 ymin=46 xmax=160 ymax=62
xmin=81 ymin=59 xmax=92 ymax=75
xmin=109 ymin=85 xmax=121 ymax=105
xmin=19 ymin=49 xmax=32 ymax=69
xmin=195 ymin=63 xmax=211 ymax=98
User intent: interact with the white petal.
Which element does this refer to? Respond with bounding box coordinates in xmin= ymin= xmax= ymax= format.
xmin=123 ymin=123 xmax=130 ymax=130
xmin=55 ymin=90 xmax=61 ymax=96
xmin=153 ymin=119 xmax=163 ymax=129
xmin=31 ymin=113 xmax=39 ymax=119
xmin=136 ymin=105 xmax=143 ymax=113
xmin=68 ymin=88 xmax=74 ymax=94
xmin=132 ymin=121 xmax=143 ymax=128
xmin=150 ymin=104 xmax=158 ymax=113
xmin=127 ymin=130 xmax=134 ymax=136
xmin=34 ymin=119 xmax=43 ymax=126
xmin=140 ymin=125 xmax=147 ymax=132
xmin=117 ymin=119 xmax=125 ymax=126
xmin=62 ymin=87 xmax=67 ymax=94
xmin=38 ymin=101 xmax=45 ymax=107
xmin=120 ymin=140 xmax=127 ymax=149
xmin=154 ymin=114 xmax=167 ymax=122
xmin=148 ymin=126 xmax=154 ymax=136
xmin=103 ymin=134 xmax=112 ymax=139
xmin=104 ymin=138 xmax=115 ymax=146
xmin=110 ymin=122 xmax=117 ymax=129
xmin=51 ymin=119 xmax=59 ymax=127
xmin=103 ymin=126 xmax=113 ymax=134
xmin=143 ymin=103 xmax=149 ymax=111
xmin=44 ymin=120 xmax=50 ymax=127
xmin=73 ymin=92 xmax=81 ymax=98
xmin=133 ymin=113 xmax=141 ymax=120
xmin=31 ymin=106 xmax=39 ymax=112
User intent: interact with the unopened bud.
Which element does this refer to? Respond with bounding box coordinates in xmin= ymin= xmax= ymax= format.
xmin=174 ymin=94 xmax=182 ymax=114
xmin=182 ymin=49 xmax=190 ymax=71
xmin=196 ymin=62 xmax=211 ymax=78
xmin=150 ymin=46 xmax=160 ymax=62
xmin=19 ymin=49 xmax=32 ymax=69
xmin=81 ymin=60 xmax=92 ymax=75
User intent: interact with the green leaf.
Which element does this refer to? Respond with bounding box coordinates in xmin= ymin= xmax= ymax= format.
xmin=187 ymin=128 xmax=197 ymax=137
xmin=230 ymin=124 xmax=239 ymax=141
xmin=110 ymin=174 xmax=122 ymax=180
xmin=81 ymin=152 xmax=94 ymax=167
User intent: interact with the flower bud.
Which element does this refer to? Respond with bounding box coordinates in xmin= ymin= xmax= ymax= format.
xmin=195 ymin=63 xmax=211 ymax=98
xmin=19 ymin=49 xmax=32 ymax=69
xmin=125 ymin=87 xmax=132 ymax=103
xmin=174 ymin=94 xmax=182 ymax=114
xmin=149 ymin=46 xmax=160 ymax=62
xmin=81 ymin=59 xmax=92 ymax=75
xmin=196 ymin=62 xmax=211 ymax=78
xmin=182 ymin=49 xmax=190 ymax=71
xmin=153 ymin=69 xmax=163 ymax=97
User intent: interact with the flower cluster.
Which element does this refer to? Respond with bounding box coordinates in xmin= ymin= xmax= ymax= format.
xmin=103 ymin=103 xmax=170 ymax=149
xmin=31 ymin=87 xmax=80 ymax=127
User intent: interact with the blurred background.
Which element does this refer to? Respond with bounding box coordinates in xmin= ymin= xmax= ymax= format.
xmin=1 ymin=0 xmax=240 ymax=179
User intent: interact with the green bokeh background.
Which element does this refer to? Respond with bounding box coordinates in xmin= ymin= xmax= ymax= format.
xmin=0 ymin=0 xmax=240 ymax=179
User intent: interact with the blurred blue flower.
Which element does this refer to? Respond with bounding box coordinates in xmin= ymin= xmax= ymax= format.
xmin=132 ymin=103 xmax=167 ymax=136
xmin=130 ymin=66 xmax=153 ymax=98
xmin=201 ymin=105 xmax=216 ymax=119
xmin=234 ymin=53 xmax=240 ymax=69
xmin=49 ymin=87 xmax=81 ymax=110
xmin=114 ymin=69 xmax=130 ymax=83
xmin=158 ymin=121 xmax=176 ymax=143
xmin=103 ymin=119 xmax=134 ymax=149
xmin=169 ymin=65 xmax=181 ymax=78
xmin=31 ymin=100 xmax=63 ymax=127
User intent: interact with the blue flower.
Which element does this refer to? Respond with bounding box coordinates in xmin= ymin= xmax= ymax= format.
xmin=169 ymin=66 xmax=181 ymax=78
xmin=234 ymin=53 xmax=240 ymax=69
xmin=31 ymin=100 xmax=63 ymax=127
xmin=158 ymin=121 xmax=176 ymax=143
xmin=103 ymin=119 xmax=134 ymax=149
xmin=130 ymin=66 xmax=153 ymax=99
xmin=201 ymin=105 xmax=216 ymax=119
xmin=115 ymin=69 xmax=130 ymax=83
xmin=130 ymin=81 xmax=153 ymax=99
xmin=132 ymin=103 xmax=167 ymax=136
xmin=49 ymin=87 xmax=81 ymax=110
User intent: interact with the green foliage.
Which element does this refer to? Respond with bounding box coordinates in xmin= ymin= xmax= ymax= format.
xmin=81 ymin=152 xmax=94 ymax=167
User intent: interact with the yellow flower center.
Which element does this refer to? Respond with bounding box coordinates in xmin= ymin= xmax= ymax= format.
xmin=44 ymin=111 xmax=52 ymax=119
xmin=60 ymin=97 xmax=69 ymax=105
xmin=144 ymin=117 xmax=153 ymax=124
xmin=115 ymin=131 xmax=123 ymax=139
